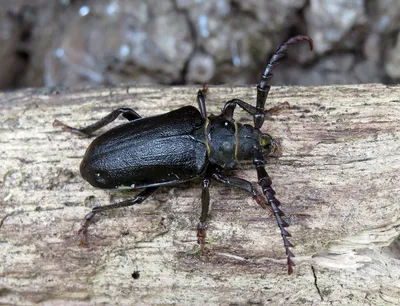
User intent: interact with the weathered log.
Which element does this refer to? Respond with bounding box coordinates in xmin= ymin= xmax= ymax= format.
xmin=1 ymin=84 xmax=399 ymax=305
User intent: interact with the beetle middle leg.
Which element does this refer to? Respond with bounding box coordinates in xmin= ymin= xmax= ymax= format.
xmin=78 ymin=186 xmax=158 ymax=246
xmin=210 ymin=167 xmax=268 ymax=210
xmin=53 ymin=107 xmax=141 ymax=137
xmin=197 ymin=176 xmax=211 ymax=255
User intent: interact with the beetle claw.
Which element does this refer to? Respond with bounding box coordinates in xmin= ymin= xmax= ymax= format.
xmin=197 ymin=223 xmax=207 ymax=255
xmin=265 ymin=101 xmax=290 ymax=117
xmin=253 ymin=193 xmax=268 ymax=209
xmin=202 ymin=83 xmax=208 ymax=94
xmin=77 ymin=228 xmax=89 ymax=247
xmin=53 ymin=119 xmax=87 ymax=137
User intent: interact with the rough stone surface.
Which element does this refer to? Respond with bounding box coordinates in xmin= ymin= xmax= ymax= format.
xmin=45 ymin=1 xmax=194 ymax=87
xmin=0 ymin=5 xmax=31 ymax=88
xmin=0 ymin=1 xmax=400 ymax=89
xmin=385 ymin=32 xmax=400 ymax=78
xmin=186 ymin=52 xmax=215 ymax=83
xmin=305 ymin=0 xmax=366 ymax=54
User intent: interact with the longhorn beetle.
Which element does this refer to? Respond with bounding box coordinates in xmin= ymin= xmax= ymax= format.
xmin=54 ymin=35 xmax=313 ymax=274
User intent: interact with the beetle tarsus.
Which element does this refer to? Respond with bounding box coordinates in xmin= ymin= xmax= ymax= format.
xmin=197 ymin=223 xmax=207 ymax=255
xmin=77 ymin=210 xmax=96 ymax=246
xmin=53 ymin=107 xmax=142 ymax=137
xmin=53 ymin=119 xmax=88 ymax=137
xmin=265 ymin=101 xmax=290 ymax=117
xmin=202 ymin=83 xmax=208 ymax=94
xmin=76 ymin=187 xmax=158 ymax=245
xmin=78 ymin=228 xmax=89 ymax=247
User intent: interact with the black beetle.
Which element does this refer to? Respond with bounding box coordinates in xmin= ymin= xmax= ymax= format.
xmin=54 ymin=35 xmax=313 ymax=274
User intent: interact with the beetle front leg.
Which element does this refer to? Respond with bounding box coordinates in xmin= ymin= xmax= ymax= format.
xmin=252 ymin=146 xmax=294 ymax=275
xmin=265 ymin=101 xmax=290 ymax=117
xmin=53 ymin=107 xmax=142 ymax=137
xmin=222 ymin=99 xmax=289 ymax=122
xmin=197 ymin=83 xmax=208 ymax=119
xmin=197 ymin=176 xmax=211 ymax=255
xmin=78 ymin=187 xmax=158 ymax=246
xmin=222 ymin=99 xmax=257 ymax=119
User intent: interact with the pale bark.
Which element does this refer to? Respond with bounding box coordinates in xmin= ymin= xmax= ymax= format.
xmin=0 ymin=84 xmax=399 ymax=305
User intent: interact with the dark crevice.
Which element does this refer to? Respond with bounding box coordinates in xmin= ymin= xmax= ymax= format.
xmin=4 ymin=5 xmax=35 ymax=89
xmin=311 ymin=265 xmax=323 ymax=301
xmin=0 ymin=214 xmax=10 ymax=229
xmin=287 ymin=3 xmax=309 ymax=38
xmin=171 ymin=0 xmax=198 ymax=85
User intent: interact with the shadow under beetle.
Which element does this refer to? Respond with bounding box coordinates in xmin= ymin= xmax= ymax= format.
xmin=54 ymin=35 xmax=313 ymax=275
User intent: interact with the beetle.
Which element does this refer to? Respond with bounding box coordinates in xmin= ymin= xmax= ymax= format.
xmin=54 ymin=35 xmax=313 ymax=274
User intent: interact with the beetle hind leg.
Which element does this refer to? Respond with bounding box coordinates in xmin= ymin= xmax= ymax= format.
xmin=77 ymin=187 xmax=158 ymax=246
xmin=53 ymin=107 xmax=142 ymax=137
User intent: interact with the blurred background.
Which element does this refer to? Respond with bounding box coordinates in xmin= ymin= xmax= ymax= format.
xmin=1 ymin=0 xmax=399 ymax=90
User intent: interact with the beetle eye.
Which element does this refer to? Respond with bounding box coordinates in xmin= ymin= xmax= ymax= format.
xmin=259 ymin=133 xmax=273 ymax=152
xmin=259 ymin=133 xmax=272 ymax=148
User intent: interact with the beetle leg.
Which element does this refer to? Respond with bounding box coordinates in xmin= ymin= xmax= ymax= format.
xmin=221 ymin=99 xmax=257 ymax=119
xmin=78 ymin=187 xmax=158 ymax=246
xmin=211 ymin=170 xmax=268 ymax=210
xmin=197 ymin=84 xmax=208 ymax=119
xmin=222 ymin=100 xmax=291 ymax=120
xmin=265 ymin=101 xmax=290 ymax=117
xmin=252 ymin=145 xmax=294 ymax=275
xmin=53 ymin=107 xmax=141 ymax=136
xmin=197 ymin=176 xmax=211 ymax=255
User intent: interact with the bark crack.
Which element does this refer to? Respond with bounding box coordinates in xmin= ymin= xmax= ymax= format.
xmin=311 ymin=265 xmax=323 ymax=301
xmin=0 ymin=213 xmax=10 ymax=229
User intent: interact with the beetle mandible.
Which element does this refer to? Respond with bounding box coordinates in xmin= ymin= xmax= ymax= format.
xmin=54 ymin=35 xmax=313 ymax=274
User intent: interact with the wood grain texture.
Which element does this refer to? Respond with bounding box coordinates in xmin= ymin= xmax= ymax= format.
xmin=0 ymin=84 xmax=399 ymax=305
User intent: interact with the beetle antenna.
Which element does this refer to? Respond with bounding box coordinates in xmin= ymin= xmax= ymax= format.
xmin=262 ymin=35 xmax=313 ymax=82
xmin=254 ymin=35 xmax=313 ymax=129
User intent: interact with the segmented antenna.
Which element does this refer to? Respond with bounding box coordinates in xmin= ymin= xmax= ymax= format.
xmin=255 ymin=35 xmax=313 ymax=274
xmin=265 ymin=35 xmax=313 ymax=79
